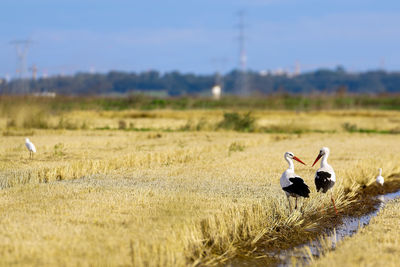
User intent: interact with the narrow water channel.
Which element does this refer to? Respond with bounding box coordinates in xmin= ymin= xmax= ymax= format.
xmin=273 ymin=189 xmax=400 ymax=266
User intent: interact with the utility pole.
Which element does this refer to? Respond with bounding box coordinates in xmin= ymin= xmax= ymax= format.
xmin=295 ymin=61 xmax=301 ymax=76
xmin=380 ymin=57 xmax=385 ymax=71
xmin=10 ymin=39 xmax=32 ymax=93
xmin=29 ymin=64 xmax=38 ymax=80
xmin=236 ymin=10 xmax=248 ymax=95
xmin=211 ymin=57 xmax=228 ymax=86
xmin=211 ymin=57 xmax=228 ymax=99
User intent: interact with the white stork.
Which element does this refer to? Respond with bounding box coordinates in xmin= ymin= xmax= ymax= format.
xmin=312 ymin=147 xmax=337 ymax=214
xmin=25 ymin=138 xmax=36 ymax=159
xmin=280 ymin=151 xmax=310 ymax=211
xmin=376 ymin=168 xmax=384 ymax=186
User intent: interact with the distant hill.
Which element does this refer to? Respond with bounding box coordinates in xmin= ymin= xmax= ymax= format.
xmin=1 ymin=68 xmax=400 ymax=95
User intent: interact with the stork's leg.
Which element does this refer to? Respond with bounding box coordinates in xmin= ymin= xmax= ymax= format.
xmin=287 ymin=195 xmax=292 ymax=212
xmin=300 ymin=198 xmax=304 ymax=213
xmin=331 ymin=193 xmax=338 ymax=215
xmin=295 ymin=197 xmax=298 ymax=210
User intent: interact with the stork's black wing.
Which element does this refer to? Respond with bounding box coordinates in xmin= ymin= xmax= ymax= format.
xmin=315 ymin=171 xmax=334 ymax=193
xmin=282 ymin=177 xmax=310 ymax=198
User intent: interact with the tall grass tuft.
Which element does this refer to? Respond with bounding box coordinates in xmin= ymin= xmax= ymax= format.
xmin=217 ymin=112 xmax=256 ymax=132
xmin=22 ymin=111 xmax=49 ymax=129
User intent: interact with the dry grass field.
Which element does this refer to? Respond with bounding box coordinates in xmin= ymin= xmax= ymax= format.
xmin=1 ymin=103 xmax=400 ymax=266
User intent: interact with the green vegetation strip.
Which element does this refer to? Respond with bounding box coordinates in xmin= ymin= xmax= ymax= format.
xmin=3 ymin=95 xmax=400 ymax=112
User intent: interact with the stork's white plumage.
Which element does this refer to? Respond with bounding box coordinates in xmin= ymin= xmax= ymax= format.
xmin=376 ymin=168 xmax=384 ymax=186
xmin=280 ymin=152 xmax=310 ymax=211
xmin=25 ymin=138 xmax=36 ymax=159
xmin=312 ymin=147 xmax=338 ymax=214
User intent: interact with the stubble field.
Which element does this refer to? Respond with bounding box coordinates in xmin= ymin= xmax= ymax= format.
xmin=1 ymin=99 xmax=400 ymax=266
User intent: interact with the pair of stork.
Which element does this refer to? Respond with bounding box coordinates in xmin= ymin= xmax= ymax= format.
xmin=280 ymin=147 xmax=338 ymax=214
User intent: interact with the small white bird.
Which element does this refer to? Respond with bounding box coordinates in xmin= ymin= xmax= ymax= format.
xmin=376 ymin=168 xmax=384 ymax=186
xmin=25 ymin=138 xmax=36 ymax=159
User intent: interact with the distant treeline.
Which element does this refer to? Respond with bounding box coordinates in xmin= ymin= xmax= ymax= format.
xmin=1 ymin=67 xmax=400 ymax=95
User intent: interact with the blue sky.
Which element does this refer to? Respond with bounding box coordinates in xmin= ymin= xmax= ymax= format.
xmin=1 ymin=0 xmax=400 ymax=77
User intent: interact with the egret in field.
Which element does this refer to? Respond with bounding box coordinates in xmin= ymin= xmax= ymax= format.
xmin=25 ymin=138 xmax=36 ymax=159
xmin=280 ymin=152 xmax=310 ymax=211
xmin=312 ymin=147 xmax=338 ymax=214
xmin=376 ymin=168 xmax=384 ymax=186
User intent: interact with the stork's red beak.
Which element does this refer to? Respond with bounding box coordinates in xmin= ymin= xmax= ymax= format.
xmin=312 ymin=153 xmax=322 ymax=167
xmin=293 ymin=156 xmax=306 ymax=165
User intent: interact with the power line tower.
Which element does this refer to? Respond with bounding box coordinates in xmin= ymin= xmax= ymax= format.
xmin=10 ymin=39 xmax=32 ymax=93
xmin=236 ymin=10 xmax=249 ymax=95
